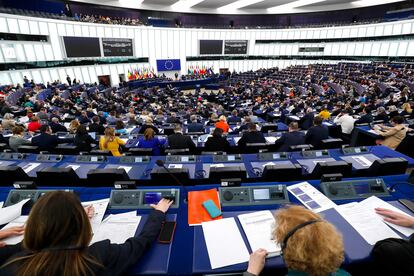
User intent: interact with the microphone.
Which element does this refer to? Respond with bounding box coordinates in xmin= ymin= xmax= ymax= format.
xmin=155 ymin=159 xmax=183 ymax=186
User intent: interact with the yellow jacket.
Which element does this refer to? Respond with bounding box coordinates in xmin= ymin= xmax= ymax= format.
xmin=99 ymin=136 xmax=126 ymax=156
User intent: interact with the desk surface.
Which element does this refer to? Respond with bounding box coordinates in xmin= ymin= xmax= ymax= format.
xmin=0 ymin=174 xmax=413 ymax=275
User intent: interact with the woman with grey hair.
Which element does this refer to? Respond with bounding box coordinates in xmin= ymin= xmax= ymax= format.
xmin=375 ymin=107 xmax=389 ymax=123
xmin=1 ymin=113 xmax=16 ymax=130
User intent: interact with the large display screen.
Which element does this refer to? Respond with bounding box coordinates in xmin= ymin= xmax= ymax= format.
xmin=102 ymin=38 xmax=133 ymax=57
xmin=63 ymin=36 xmax=101 ymax=58
xmin=224 ymin=40 xmax=248 ymax=55
xmin=199 ymin=40 xmax=223 ymax=55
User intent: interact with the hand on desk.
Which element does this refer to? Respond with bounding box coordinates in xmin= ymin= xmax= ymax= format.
xmin=84 ymin=205 xmax=95 ymax=219
xmin=375 ymin=208 xmax=414 ymax=228
xmin=151 ymin=198 xmax=173 ymax=213
xmin=247 ymin=248 xmax=268 ymax=276
xmin=0 ymin=226 xmax=25 ymax=247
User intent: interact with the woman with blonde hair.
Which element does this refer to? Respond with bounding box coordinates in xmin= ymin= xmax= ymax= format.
xmin=400 ymin=102 xmax=413 ymax=118
xmin=68 ymin=119 xmax=80 ymax=134
xmin=244 ymin=205 xmax=349 ymax=276
xmin=215 ymin=115 xmax=230 ymax=133
xmin=99 ymin=127 xmax=126 ymax=156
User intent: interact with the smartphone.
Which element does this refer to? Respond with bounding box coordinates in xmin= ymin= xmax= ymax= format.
xmin=202 ymin=199 xmax=222 ymax=219
xmin=398 ymin=199 xmax=414 ymax=214
xmin=158 ymin=221 xmax=176 ymax=244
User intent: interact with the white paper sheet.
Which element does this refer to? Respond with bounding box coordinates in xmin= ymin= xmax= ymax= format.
xmin=335 ymin=202 xmax=400 ymax=245
xmin=233 ymin=137 xmax=241 ymax=144
xmin=287 ymin=182 xmax=337 ymax=213
xmin=359 ymin=196 xmax=414 ymax=237
xmin=118 ymin=166 xmax=132 ymax=173
xmin=210 ymin=164 xmax=224 ymax=168
xmin=351 ymin=156 xmax=373 ymax=167
xmin=168 ymin=164 xmax=183 ymax=169
xmin=238 ymin=211 xmax=281 ymax=257
xmin=202 ymin=217 xmax=250 ymax=269
xmin=263 ymin=162 xmax=275 ymax=167
xmin=265 ymin=137 xmax=278 ymax=143
xmin=21 ymin=163 xmax=41 ymax=173
xmin=1 ymin=216 xmax=28 ymax=244
xmin=0 ymin=199 xmax=31 ymax=225
xmin=91 ymin=213 xmax=141 ymax=244
xmin=81 ymin=198 xmax=109 ymax=234
xmin=66 ymin=164 xmax=80 ymax=171
xmin=0 ymin=202 xmax=3 ymax=208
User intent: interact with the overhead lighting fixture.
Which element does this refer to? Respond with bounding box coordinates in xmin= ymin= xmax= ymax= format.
xmin=119 ymin=0 xmax=144 ymax=6
xmin=268 ymin=0 xmax=326 ymax=13
xmin=352 ymin=0 xmax=405 ymax=6
xmin=217 ymin=0 xmax=266 ymax=12
xmin=171 ymin=0 xmax=206 ymax=11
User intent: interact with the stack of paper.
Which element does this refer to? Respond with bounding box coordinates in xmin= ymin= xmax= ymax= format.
xmin=202 ymin=218 xmax=250 ymax=269
xmin=1 ymin=216 xmax=28 ymax=245
xmin=81 ymin=198 xmax=109 ymax=234
xmin=91 ymin=211 xmax=141 ymax=244
xmin=335 ymin=196 xmax=414 ymax=245
xmin=0 ymin=198 xmax=31 ymax=225
xmin=287 ymin=182 xmax=337 ymax=213
xmin=238 ymin=211 xmax=281 ymax=257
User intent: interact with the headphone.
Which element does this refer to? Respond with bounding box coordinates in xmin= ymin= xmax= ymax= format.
xmin=280 ymin=219 xmax=323 ymax=252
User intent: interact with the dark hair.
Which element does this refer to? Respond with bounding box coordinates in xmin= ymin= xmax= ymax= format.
xmin=313 ymin=116 xmax=323 ymax=126
xmin=364 ymin=106 xmax=372 ymax=113
xmin=39 ymin=125 xmax=49 ymax=133
xmin=212 ymin=128 xmax=224 ymax=137
xmin=391 ymin=115 xmax=404 ymax=124
xmin=247 ymin=123 xmax=257 ymax=131
xmin=12 ymin=126 xmax=25 ymax=135
xmin=92 ymin=116 xmax=100 ymax=123
xmin=76 ymin=125 xmax=88 ymax=135
xmin=115 ymin=120 xmax=125 ymax=130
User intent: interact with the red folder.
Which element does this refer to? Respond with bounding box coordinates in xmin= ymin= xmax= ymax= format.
xmin=188 ymin=188 xmax=222 ymax=225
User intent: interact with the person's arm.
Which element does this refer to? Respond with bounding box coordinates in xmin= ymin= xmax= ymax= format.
xmin=274 ymin=134 xmax=286 ymax=150
xmin=92 ymin=199 xmax=172 ymax=274
xmin=378 ymin=127 xmax=399 ymax=138
xmin=116 ymin=137 xmax=126 ymax=146
xmin=244 ymin=249 xmax=267 ymax=276
xmin=375 ymin=208 xmax=414 ymax=227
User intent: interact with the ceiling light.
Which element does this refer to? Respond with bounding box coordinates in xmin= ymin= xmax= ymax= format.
xmin=171 ymin=0 xmax=206 ymax=11
xmin=268 ymin=0 xmax=326 ymax=13
xmin=217 ymin=0 xmax=266 ymax=12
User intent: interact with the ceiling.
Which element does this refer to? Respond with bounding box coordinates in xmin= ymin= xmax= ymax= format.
xmin=69 ymin=0 xmax=407 ymax=15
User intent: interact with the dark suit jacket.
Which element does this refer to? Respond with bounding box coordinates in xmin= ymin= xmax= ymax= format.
xmin=89 ymin=123 xmax=105 ymax=135
xmin=237 ymin=131 xmax=266 ymax=148
xmin=49 ymin=122 xmax=67 ymax=133
xmin=299 ymin=113 xmax=314 ymax=130
xmin=167 ymin=133 xmax=196 ymax=150
xmin=205 ymin=136 xmax=230 ymax=152
xmin=355 ymin=114 xmax=373 ymax=125
xmin=274 ymin=131 xmax=306 ymax=152
xmin=74 ymin=134 xmax=98 ymax=152
xmin=31 ymin=133 xmax=65 ymax=152
xmin=227 ymin=116 xmax=242 ymax=124
xmin=0 ymin=210 xmax=165 ymax=276
xmin=305 ymin=125 xmax=329 ymax=149
xmin=187 ymin=122 xmax=204 ymax=133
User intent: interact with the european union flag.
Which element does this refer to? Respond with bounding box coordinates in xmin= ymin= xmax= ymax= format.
xmin=156 ymin=59 xmax=181 ymax=71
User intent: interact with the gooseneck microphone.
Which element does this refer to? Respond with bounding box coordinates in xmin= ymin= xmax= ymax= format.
xmin=155 ymin=159 xmax=183 ymax=186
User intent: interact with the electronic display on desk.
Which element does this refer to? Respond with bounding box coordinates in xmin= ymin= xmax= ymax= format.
xmin=224 ymin=40 xmax=248 ymax=55
xmin=253 ymin=189 xmax=270 ymax=200
xmin=182 ymin=156 xmax=189 ymax=162
xmin=316 ymin=151 xmax=322 ymax=157
xmin=63 ymin=36 xmax=101 ymax=58
xmin=91 ymin=156 xmax=98 ymax=162
xmin=199 ymin=40 xmax=223 ymax=55
xmin=135 ymin=157 xmax=143 ymax=163
xmin=144 ymin=192 xmax=162 ymax=205
xmin=102 ymin=38 xmax=133 ymax=57
xmin=228 ymin=155 xmax=236 ymax=161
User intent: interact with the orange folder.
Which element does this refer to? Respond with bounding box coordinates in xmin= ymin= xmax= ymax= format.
xmin=188 ymin=188 xmax=222 ymax=225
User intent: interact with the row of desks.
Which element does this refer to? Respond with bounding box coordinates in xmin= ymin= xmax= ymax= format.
xmin=1 ymin=146 xmax=413 ymax=182
xmin=0 ymin=174 xmax=413 ymax=275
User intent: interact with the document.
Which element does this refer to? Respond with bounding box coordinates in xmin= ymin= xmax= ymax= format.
xmin=168 ymin=164 xmax=183 ymax=169
xmin=202 ymin=217 xmax=250 ymax=269
xmin=359 ymin=196 xmax=414 ymax=237
xmin=263 ymin=162 xmax=275 ymax=167
xmin=21 ymin=163 xmax=41 ymax=174
xmin=238 ymin=211 xmax=281 ymax=257
xmin=0 ymin=202 xmax=3 ymax=208
xmin=81 ymin=198 xmax=109 ymax=234
xmin=287 ymin=182 xmax=337 ymax=213
xmin=351 ymin=156 xmax=373 ymax=168
xmin=66 ymin=164 xmax=80 ymax=171
xmin=117 ymin=166 xmax=132 ymax=173
xmin=91 ymin=212 xmax=141 ymax=244
xmin=1 ymin=216 xmax=28 ymax=245
xmin=336 ymin=202 xmax=400 ymax=245
xmin=0 ymin=198 xmax=30 ymax=225
xmin=265 ymin=137 xmax=278 ymax=143
xmin=233 ymin=137 xmax=241 ymax=144
xmin=210 ymin=163 xmax=224 ymax=168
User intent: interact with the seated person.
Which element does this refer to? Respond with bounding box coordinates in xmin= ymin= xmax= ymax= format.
xmin=305 ymin=116 xmax=329 ymax=149
xmin=99 ymin=127 xmax=126 ymax=156
xmin=274 ymin=122 xmax=305 ymax=152
xmin=205 ymin=128 xmax=230 ymax=153
xmin=137 ymin=128 xmax=165 ymax=156
xmin=400 ymin=102 xmax=413 ymax=118
xmin=27 ymin=116 xmax=41 ymax=133
xmin=49 ymin=117 xmax=67 ymax=133
xmin=166 ymin=112 xmax=180 ymax=124
xmin=1 ymin=113 xmax=16 ymax=130
xmin=372 ymin=207 xmax=414 ymax=276
xmin=68 ymin=119 xmax=80 ymax=134
xmin=215 ymin=115 xmax=230 ymax=134
xmin=167 ymin=124 xmax=196 ymax=151
xmin=227 ymin=110 xmax=242 ymax=124
xmin=187 ymin=115 xmax=204 ymax=133
xmin=0 ymin=191 xmax=172 ymax=275
xmin=244 ymin=206 xmax=348 ymax=276
xmin=333 ymin=108 xmax=355 ymax=135
xmin=78 ymin=111 xmax=91 ymax=125
xmin=237 ymin=123 xmax=266 ymax=148
xmin=115 ymin=120 xmax=127 ymax=135
xmin=373 ymin=115 xmax=407 ymax=150
xmin=299 ymin=108 xmax=315 ymax=130
xmin=138 ymin=118 xmax=159 ymax=135
xmin=375 ymin=106 xmax=389 ymax=123
xmin=354 ymin=106 xmax=373 ymax=125
xmin=88 ymin=116 xmax=105 ymax=135
xmin=31 ymin=125 xmax=68 ymax=152
xmin=74 ymin=125 xmax=98 ymax=152
xmin=9 ymin=126 xmax=31 ymax=152
xmin=318 ymin=106 xmax=331 ymax=120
